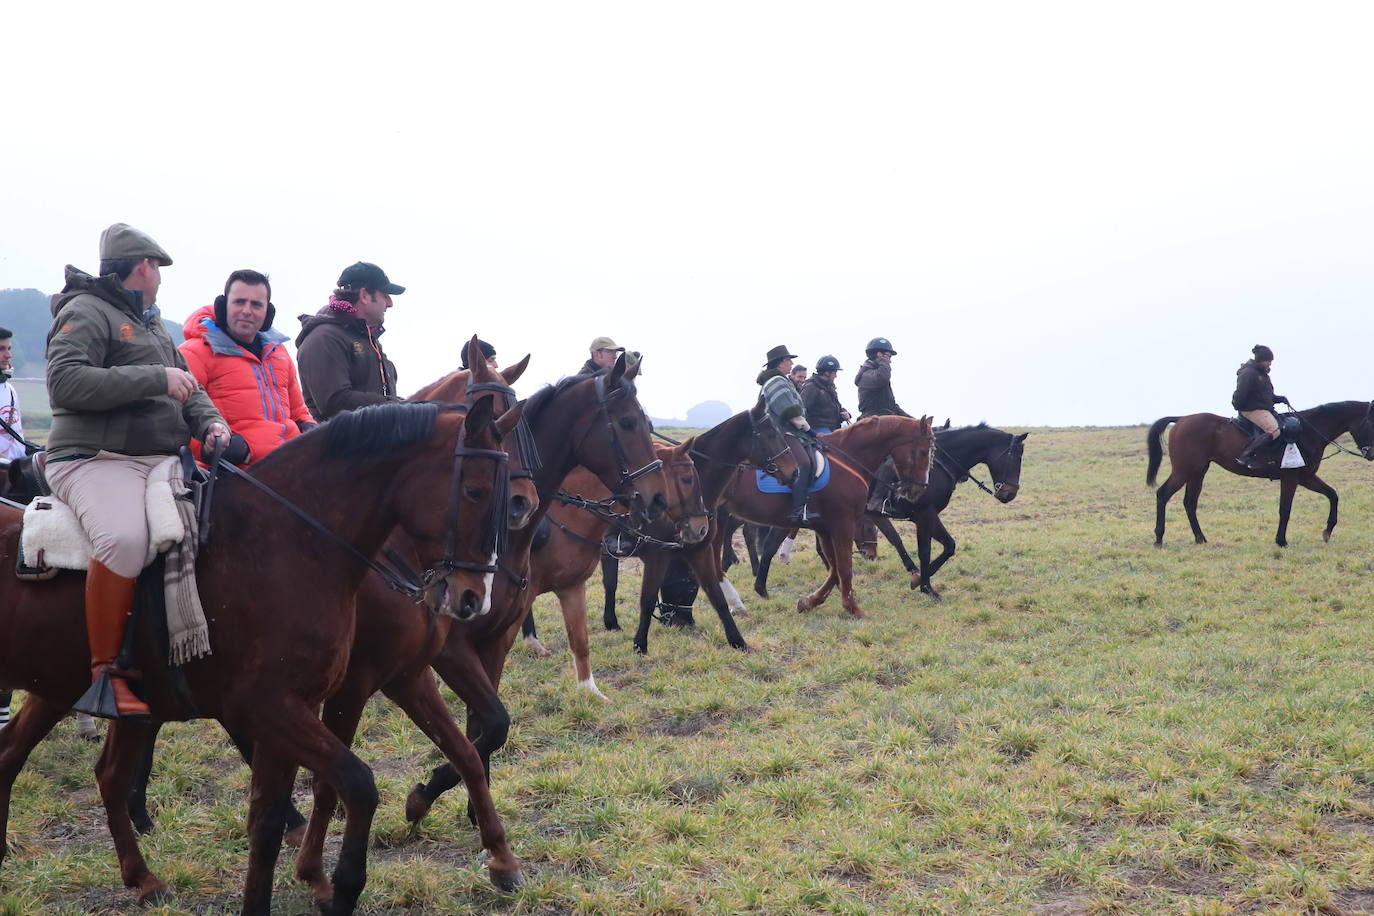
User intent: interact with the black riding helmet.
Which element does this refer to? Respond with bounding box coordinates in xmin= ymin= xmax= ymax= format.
xmin=816 ymin=355 xmax=841 ymax=373
xmin=865 ymin=337 xmax=896 ymax=357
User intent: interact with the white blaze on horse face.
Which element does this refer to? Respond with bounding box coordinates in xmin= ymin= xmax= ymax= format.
xmin=481 ymin=553 xmax=496 ymax=613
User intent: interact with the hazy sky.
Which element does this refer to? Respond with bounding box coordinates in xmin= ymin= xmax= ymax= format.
xmin=2 ymin=2 xmax=1370 ymax=426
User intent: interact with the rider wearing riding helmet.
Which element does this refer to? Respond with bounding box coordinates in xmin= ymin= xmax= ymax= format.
xmin=855 ymin=337 xmax=911 ymax=419
xmin=1233 ymin=344 xmax=1289 ymax=467
xmin=46 ymin=223 xmax=229 ymax=718
xmin=759 ymin=344 xmax=815 ymax=524
xmin=801 ymin=354 xmax=851 ymax=435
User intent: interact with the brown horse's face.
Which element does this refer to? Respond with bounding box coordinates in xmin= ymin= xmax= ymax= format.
xmin=657 ymin=443 xmax=710 ymax=545
xmin=750 ymin=402 xmax=801 ymax=485
xmin=395 ymin=402 xmax=509 ymax=620
xmin=889 ymin=415 xmax=936 ymax=502
xmin=576 ymin=358 xmax=672 ymax=523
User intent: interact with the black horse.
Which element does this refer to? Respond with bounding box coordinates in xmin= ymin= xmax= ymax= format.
xmin=748 ymin=424 xmax=1028 ymax=600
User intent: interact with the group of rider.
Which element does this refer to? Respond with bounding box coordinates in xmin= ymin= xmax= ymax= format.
xmin=4 ymin=219 xmax=1284 ymax=727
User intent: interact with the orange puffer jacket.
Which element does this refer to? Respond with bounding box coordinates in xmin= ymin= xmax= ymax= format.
xmin=178 ymin=304 xmax=315 ymax=464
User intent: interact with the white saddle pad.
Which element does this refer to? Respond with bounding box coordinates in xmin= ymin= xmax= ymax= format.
xmin=21 ymin=456 xmax=186 ymax=572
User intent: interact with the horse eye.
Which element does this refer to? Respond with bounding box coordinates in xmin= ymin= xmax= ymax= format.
xmin=618 ymin=416 xmax=636 ymax=431
xmin=464 ymin=486 xmax=485 ymax=501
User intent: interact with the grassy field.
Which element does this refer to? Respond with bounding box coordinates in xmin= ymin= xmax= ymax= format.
xmin=5 ymin=423 xmax=1374 ymax=914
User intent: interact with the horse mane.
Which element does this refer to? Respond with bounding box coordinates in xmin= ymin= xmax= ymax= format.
xmin=524 ymin=373 xmax=639 ymax=426
xmin=251 ymin=402 xmax=452 ymax=470
xmin=1308 ymin=400 xmax=1369 ymax=419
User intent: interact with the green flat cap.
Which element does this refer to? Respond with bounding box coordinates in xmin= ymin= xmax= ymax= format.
xmin=99 ymin=223 xmax=173 ymax=266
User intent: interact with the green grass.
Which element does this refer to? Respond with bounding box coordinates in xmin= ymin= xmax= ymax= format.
xmin=7 ymin=424 xmax=1374 ymax=913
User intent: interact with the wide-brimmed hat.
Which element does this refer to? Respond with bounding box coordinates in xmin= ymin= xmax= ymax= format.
xmin=763 ymin=344 xmax=797 ymax=367
xmin=99 ymin=223 xmax=173 ymax=266
xmin=337 ymin=262 xmax=405 ymax=295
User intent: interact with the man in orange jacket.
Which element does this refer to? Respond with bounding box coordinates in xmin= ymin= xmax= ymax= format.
xmin=179 ymin=269 xmax=315 ymax=464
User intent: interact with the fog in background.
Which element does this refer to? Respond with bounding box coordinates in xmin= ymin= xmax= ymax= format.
xmin=3 ymin=1 xmax=1370 ymax=426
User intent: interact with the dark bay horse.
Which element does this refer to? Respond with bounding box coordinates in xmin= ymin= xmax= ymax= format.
xmin=519 ymin=439 xmax=711 ymax=698
xmin=399 ymin=358 xmax=677 ymax=833
xmin=860 ymin=425 xmax=1027 ymax=599
xmin=1147 ymin=400 xmax=1374 ymax=547
xmin=0 ymin=399 xmax=511 ymax=915
xmin=628 ymin=403 xmax=800 ymax=656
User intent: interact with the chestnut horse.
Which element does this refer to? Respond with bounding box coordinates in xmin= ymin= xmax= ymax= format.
xmin=401 ymin=358 xmax=677 ymax=832
xmin=1147 ymin=400 xmax=1374 ymax=546
xmin=519 ymin=439 xmax=712 ymax=698
xmin=0 ymin=398 xmax=510 ymax=915
xmin=695 ymin=415 xmax=935 ymax=619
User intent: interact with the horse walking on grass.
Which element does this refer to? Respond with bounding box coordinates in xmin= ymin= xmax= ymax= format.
xmin=1146 ymin=400 xmax=1374 ymax=547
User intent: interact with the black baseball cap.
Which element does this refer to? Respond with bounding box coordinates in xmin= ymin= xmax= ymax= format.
xmin=337 ymin=262 xmax=405 ymax=295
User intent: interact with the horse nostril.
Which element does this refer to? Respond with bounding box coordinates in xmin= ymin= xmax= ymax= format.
xmin=509 ymin=495 xmax=530 ymax=517
xmin=459 ymin=589 xmax=481 ymax=618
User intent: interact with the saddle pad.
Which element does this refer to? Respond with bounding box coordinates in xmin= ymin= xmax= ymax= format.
xmin=755 ymin=451 xmax=830 ymax=494
xmin=21 ymin=456 xmax=186 ymax=572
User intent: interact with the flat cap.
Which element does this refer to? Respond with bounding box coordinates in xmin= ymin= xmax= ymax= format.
xmin=99 ymin=223 xmax=173 ymax=266
xmin=589 ymin=336 xmax=624 ymax=352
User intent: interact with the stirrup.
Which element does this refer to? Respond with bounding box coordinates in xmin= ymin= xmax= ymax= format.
xmin=73 ymin=669 xmax=151 ymax=721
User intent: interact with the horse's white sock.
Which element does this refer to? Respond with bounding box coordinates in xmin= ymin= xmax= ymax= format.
xmin=779 ymin=536 xmax=795 ymax=563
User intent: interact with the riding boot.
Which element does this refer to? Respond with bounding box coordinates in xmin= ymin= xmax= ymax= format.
xmin=74 ymin=559 xmax=150 ymax=719
xmin=1237 ymin=430 xmax=1271 ymax=468
xmin=787 ymin=465 xmax=813 ymax=525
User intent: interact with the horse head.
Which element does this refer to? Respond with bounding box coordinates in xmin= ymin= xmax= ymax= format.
xmin=987 ymin=432 xmax=1029 ymax=503
xmin=887 ymin=415 xmax=935 ymax=502
xmin=1353 ymin=401 xmax=1374 ymax=460
xmin=748 ymin=400 xmax=801 ymax=485
xmin=656 ymin=440 xmax=710 ymax=545
xmin=463 ymin=336 xmax=540 ymax=529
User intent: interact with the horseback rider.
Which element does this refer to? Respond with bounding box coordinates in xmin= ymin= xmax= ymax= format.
xmin=788 ymin=363 xmax=809 ymax=390
xmin=801 ymin=354 xmax=851 ymax=435
xmin=855 ymin=337 xmax=911 ymax=419
xmin=296 ymin=262 xmax=405 ymax=421
xmin=45 ymin=223 xmax=229 ymax=718
xmin=0 ymin=328 xmax=31 ymax=461
xmin=580 ymin=336 xmax=624 ymax=375
xmin=1233 ymin=344 xmax=1289 ymax=468
xmin=179 ymin=269 xmax=316 ymax=465
xmin=759 ymin=344 xmax=815 ymax=524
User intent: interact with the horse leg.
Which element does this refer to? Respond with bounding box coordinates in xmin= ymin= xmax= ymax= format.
xmin=869 ymin=514 xmax=915 ymax=575
xmin=797 ymin=533 xmax=840 ymax=613
xmin=1298 ymin=474 xmax=1339 ymax=542
xmin=95 ymin=719 xmax=171 ymax=904
xmin=923 ymin=515 xmax=957 ymax=594
xmin=831 ymin=527 xmax=864 ymax=617
xmin=125 ymin=719 xmax=161 ymax=836
xmin=556 ymin=585 xmax=607 ymax=700
xmin=914 ymin=514 xmax=937 ymax=598
xmin=385 ymin=673 xmax=523 ymax=890
xmin=293 ymin=688 xmax=370 ymax=905
xmin=0 ymin=695 xmax=68 ymax=871
xmin=632 ymin=550 xmax=671 ymax=655
xmin=601 ymin=555 xmax=621 ymax=630
xmin=1276 ymin=476 xmax=1298 ymax=547
xmin=521 ymin=599 xmax=550 ymax=657
xmin=241 ymin=707 xmax=378 ymax=916
xmin=1154 ymin=471 xmax=1187 ymax=546
xmin=1182 ymin=474 xmax=1208 ymax=544
xmin=752 ymin=525 xmax=789 ymax=598
xmin=225 ymin=729 xmax=307 ymax=846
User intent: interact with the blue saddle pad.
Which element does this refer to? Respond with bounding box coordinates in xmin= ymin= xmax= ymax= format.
xmin=755 ymin=452 xmax=830 ymax=494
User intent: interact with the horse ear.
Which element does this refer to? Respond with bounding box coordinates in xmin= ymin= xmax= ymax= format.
xmin=942 ymin=418 xmax=951 ymax=429
xmin=495 ymin=401 xmax=526 ymax=436
xmin=1016 ymin=432 xmax=1029 ymax=441
xmin=464 ymin=396 xmax=496 ymax=437
xmin=606 ymin=352 xmax=627 ymax=388
xmin=501 ymin=354 xmax=531 ymax=385
xmin=463 ymin=336 xmax=484 ymax=377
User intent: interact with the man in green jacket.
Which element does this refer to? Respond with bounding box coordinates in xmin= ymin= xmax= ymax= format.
xmin=758 ymin=344 xmax=815 ymax=524
xmin=46 ymin=223 xmax=228 ymax=718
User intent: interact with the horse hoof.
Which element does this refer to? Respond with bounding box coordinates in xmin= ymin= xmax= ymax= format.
xmin=405 ymin=784 xmax=434 ymax=824
xmin=633 ymin=642 xmax=648 ymax=655
xmin=604 ymin=619 xmax=621 ymax=631
xmin=525 ymin=637 xmax=551 ymax=658
xmin=136 ymin=880 xmax=172 ymax=906
xmin=1323 ymin=529 xmax=1333 ymax=543
xmin=489 ymin=866 xmax=524 ymax=893
xmin=796 ymin=597 xmax=810 ymax=613
xmin=730 ymin=639 xmax=749 ymax=652
xmin=132 ymin=815 xmax=154 ymax=836
xmin=848 ymin=607 xmax=865 ymax=618
xmin=283 ymin=823 xmax=307 ymax=848
xmin=753 ymin=584 xmax=768 ymax=599
xmin=908 ymin=574 xmax=920 ymax=590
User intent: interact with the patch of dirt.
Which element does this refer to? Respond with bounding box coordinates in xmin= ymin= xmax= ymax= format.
xmin=1333 ymin=887 xmax=1374 ymax=914
xmin=1325 ymin=814 xmax=1374 ymax=834
xmin=1032 ymin=893 xmax=1092 ymax=915
xmin=642 ymin=709 xmax=728 ymax=737
xmin=821 ymin=864 xmax=872 ymax=888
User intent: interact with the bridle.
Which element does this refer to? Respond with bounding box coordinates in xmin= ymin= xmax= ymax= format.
xmin=689 ymin=410 xmax=792 ymax=480
xmin=565 ymin=374 xmax=663 ymax=511
xmin=214 ymin=405 xmax=509 ymax=606
xmin=1287 ymin=401 xmax=1374 ymax=461
xmin=932 ymin=431 xmax=1021 ymax=499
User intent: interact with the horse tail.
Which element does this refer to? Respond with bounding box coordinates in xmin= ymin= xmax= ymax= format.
xmin=1145 ymin=417 xmax=1179 ymax=486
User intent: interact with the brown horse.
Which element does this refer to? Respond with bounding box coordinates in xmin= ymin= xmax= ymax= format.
xmin=1147 ymin=400 xmax=1374 ymax=546
xmin=703 ymin=415 xmax=934 ymax=618
xmin=519 ymin=439 xmax=711 ymax=698
xmin=394 ymin=359 xmax=677 ymax=836
xmin=0 ymin=398 xmax=510 ymax=915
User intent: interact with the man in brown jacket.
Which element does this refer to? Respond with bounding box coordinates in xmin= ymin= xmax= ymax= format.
xmin=46 ymin=223 xmax=228 ymax=717
xmin=296 ymin=262 xmax=405 ymax=421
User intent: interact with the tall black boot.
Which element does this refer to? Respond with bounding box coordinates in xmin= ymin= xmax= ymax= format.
xmin=1237 ymin=431 xmax=1271 ymax=468
xmin=787 ymin=464 xmax=813 ymax=525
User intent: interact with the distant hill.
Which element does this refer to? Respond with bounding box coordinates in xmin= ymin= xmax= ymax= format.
xmin=651 ymin=399 xmax=733 ymax=428
xmin=0 ymin=287 xmax=186 ymax=377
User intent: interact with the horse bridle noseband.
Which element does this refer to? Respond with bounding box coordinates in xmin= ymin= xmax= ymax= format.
xmin=563 ymin=375 xmax=663 ymax=510
xmin=688 ymin=410 xmax=791 ymax=480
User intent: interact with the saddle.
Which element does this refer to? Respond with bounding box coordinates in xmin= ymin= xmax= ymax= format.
xmin=754 ymin=451 xmax=830 ymax=494
xmin=17 ymin=455 xmax=190 ymax=580
xmin=1230 ymin=414 xmax=1305 ymax=469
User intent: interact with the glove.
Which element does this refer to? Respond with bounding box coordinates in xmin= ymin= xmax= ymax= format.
xmin=296 ymin=420 xmax=319 ymax=434
xmin=839 ymin=409 xmax=852 ymax=421
xmin=221 ymin=433 xmax=252 ymax=467
xmin=790 ymin=416 xmax=810 ymax=431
